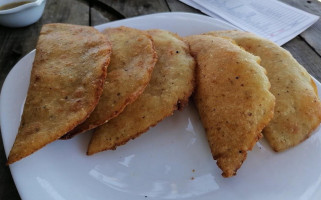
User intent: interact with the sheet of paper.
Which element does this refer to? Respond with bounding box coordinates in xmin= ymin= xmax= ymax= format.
xmin=180 ymin=0 xmax=319 ymax=45
xmin=179 ymin=0 xmax=227 ymax=21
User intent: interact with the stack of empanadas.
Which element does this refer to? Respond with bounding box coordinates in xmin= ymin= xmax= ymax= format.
xmin=88 ymin=29 xmax=195 ymax=155
xmin=7 ymin=24 xmax=321 ymax=179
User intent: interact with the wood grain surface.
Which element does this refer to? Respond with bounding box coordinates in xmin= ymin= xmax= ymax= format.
xmin=0 ymin=0 xmax=320 ymax=199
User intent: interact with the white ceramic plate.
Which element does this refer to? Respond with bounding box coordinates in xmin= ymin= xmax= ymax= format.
xmin=1 ymin=12 xmax=321 ymax=200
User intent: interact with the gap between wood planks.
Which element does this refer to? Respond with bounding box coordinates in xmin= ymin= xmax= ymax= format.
xmin=299 ymin=34 xmax=321 ymax=58
xmin=87 ymin=0 xmax=125 ymax=26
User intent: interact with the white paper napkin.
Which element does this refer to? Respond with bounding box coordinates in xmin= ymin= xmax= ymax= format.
xmin=180 ymin=0 xmax=319 ymax=45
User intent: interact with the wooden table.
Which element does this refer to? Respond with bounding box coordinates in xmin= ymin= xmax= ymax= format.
xmin=0 ymin=0 xmax=320 ymax=199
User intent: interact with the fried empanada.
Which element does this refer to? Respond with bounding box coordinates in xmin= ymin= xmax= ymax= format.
xmin=62 ymin=26 xmax=157 ymax=139
xmin=207 ymin=30 xmax=321 ymax=152
xmin=185 ymin=35 xmax=275 ymax=177
xmin=7 ymin=23 xmax=111 ymax=164
xmin=87 ymin=29 xmax=195 ymax=155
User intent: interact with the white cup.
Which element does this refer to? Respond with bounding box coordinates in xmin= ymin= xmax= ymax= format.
xmin=0 ymin=0 xmax=46 ymax=28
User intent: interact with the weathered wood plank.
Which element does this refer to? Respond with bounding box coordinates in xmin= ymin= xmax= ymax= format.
xmin=90 ymin=0 xmax=204 ymax=27
xmin=283 ymin=37 xmax=321 ymax=82
xmin=90 ymin=0 xmax=125 ymax=26
xmin=280 ymin=0 xmax=321 ymax=15
xmin=166 ymin=0 xmax=202 ymax=13
xmin=43 ymin=0 xmax=89 ymax=25
xmin=300 ymin=21 xmax=321 ymax=56
xmin=91 ymin=7 xmax=111 ymax=26
xmin=280 ymin=0 xmax=321 ymax=56
xmin=0 ymin=0 xmax=90 ymax=199
xmin=0 ymin=136 xmax=20 ymax=200
xmin=97 ymin=0 xmax=170 ymax=17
